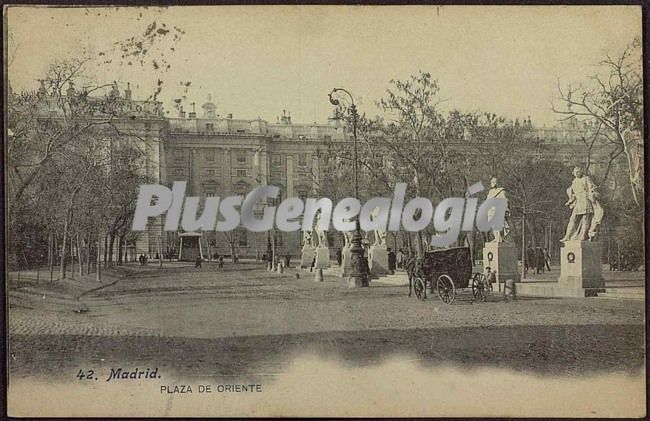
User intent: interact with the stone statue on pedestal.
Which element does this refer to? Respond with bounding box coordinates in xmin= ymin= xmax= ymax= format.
xmin=487 ymin=177 xmax=511 ymax=243
xmin=314 ymin=211 xmax=328 ymax=247
xmin=302 ymin=229 xmax=313 ymax=248
xmin=343 ymin=230 xmax=353 ymax=248
xmin=560 ymin=167 xmax=603 ymax=242
xmin=300 ymin=229 xmax=316 ymax=269
xmin=370 ymin=207 xmax=387 ymax=247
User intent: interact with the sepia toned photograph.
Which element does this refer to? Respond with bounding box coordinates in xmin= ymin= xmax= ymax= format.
xmin=4 ymin=5 xmax=645 ymax=417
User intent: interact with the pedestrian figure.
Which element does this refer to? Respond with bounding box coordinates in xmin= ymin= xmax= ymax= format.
xmin=543 ymin=247 xmax=551 ymax=271
xmin=310 ymin=255 xmax=316 ymax=272
xmin=218 ymin=255 xmax=224 ymax=268
xmin=396 ymin=249 xmax=404 ymax=270
xmin=535 ymin=247 xmax=545 ymax=274
xmin=483 ymin=266 xmax=496 ymax=291
xmin=524 ymin=244 xmax=535 ymax=275
xmin=387 ymin=247 xmax=396 ymax=274
xmin=335 ymin=248 xmax=342 ymax=267
xmin=195 ymin=256 xmax=202 ymax=268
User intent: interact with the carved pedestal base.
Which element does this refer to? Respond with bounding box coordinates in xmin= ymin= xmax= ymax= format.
xmin=369 ymin=246 xmax=389 ymax=277
xmin=559 ymin=240 xmax=604 ymax=289
xmin=314 ymin=247 xmax=330 ymax=269
xmin=341 ymin=246 xmax=352 ymax=277
xmin=301 ymin=246 xmax=315 ymax=269
xmin=483 ymin=240 xmax=520 ymax=284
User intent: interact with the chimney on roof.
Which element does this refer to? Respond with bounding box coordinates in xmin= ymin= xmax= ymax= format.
xmin=280 ymin=109 xmax=292 ymax=125
xmin=227 ymin=113 xmax=233 ymax=119
xmin=179 ymin=105 xmax=186 ymax=119
xmin=124 ymin=82 xmax=132 ymax=100
xmin=202 ymin=94 xmax=216 ymax=118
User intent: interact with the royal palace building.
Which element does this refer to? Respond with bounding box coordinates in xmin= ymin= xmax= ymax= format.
xmin=28 ymin=83 xmax=626 ymax=261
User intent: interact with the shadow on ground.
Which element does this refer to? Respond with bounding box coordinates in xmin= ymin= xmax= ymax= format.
xmin=10 ymin=323 xmax=644 ymax=382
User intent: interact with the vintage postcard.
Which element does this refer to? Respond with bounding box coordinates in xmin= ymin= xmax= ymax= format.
xmin=4 ymin=5 xmax=645 ymax=417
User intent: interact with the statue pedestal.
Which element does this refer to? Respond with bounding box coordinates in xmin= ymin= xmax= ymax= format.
xmin=301 ymin=246 xmax=315 ymax=268
xmin=559 ymin=240 xmax=604 ymax=289
xmin=369 ymin=245 xmax=389 ymax=277
xmin=517 ymin=240 xmax=604 ymax=298
xmin=483 ymin=241 xmax=520 ymax=283
xmin=314 ymin=246 xmax=330 ymax=269
xmin=341 ymin=246 xmax=352 ymax=277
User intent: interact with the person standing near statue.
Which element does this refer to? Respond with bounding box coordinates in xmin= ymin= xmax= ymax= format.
xmin=560 ymin=166 xmax=602 ymax=242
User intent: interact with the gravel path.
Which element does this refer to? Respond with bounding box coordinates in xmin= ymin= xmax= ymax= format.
xmin=7 ymin=263 xmax=646 ymax=380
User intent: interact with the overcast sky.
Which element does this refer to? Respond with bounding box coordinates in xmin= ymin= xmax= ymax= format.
xmin=7 ymin=5 xmax=641 ymax=126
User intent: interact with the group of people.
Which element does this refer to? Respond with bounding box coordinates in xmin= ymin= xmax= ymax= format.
xmin=265 ymin=254 xmax=292 ymax=269
xmin=334 ymin=246 xmax=412 ymax=275
xmin=609 ymin=254 xmax=642 ymax=272
xmin=524 ymin=245 xmax=552 ymax=275
xmin=138 ymin=253 xmax=155 ymax=266
xmin=194 ymin=254 xmax=225 ymax=268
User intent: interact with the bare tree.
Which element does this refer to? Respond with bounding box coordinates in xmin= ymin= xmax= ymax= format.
xmin=553 ymin=37 xmax=643 ymax=206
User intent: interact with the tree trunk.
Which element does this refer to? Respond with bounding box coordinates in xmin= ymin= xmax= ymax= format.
xmin=117 ymin=235 xmax=123 ymax=265
xmin=103 ymin=233 xmax=109 ymax=269
xmin=86 ymin=237 xmax=91 ymax=275
xmin=108 ymin=232 xmax=116 ymax=265
xmin=48 ymin=231 xmax=54 ymax=282
xmin=70 ymin=233 xmax=75 ymax=279
xmin=78 ymin=234 xmax=83 ymax=276
xmin=620 ymin=132 xmax=642 ymax=207
xmin=528 ymin=214 xmax=538 ymax=248
xmin=96 ymin=232 xmax=102 ymax=282
xmin=59 ymin=226 xmax=67 ymax=280
xmin=416 ymin=232 xmax=424 ymax=258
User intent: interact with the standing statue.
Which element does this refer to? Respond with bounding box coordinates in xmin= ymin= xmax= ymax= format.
xmin=110 ymin=80 xmax=120 ymax=98
xmin=314 ymin=211 xmax=328 ymax=247
xmin=302 ymin=229 xmax=313 ymax=248
xmin=561 ymin=166 xmax=603 ymax=241
xmin=487 ymin=177 xmax=511 ymax=242
xmin=370 ymin=207 xmax=387 ymax=247
xmin=342 ymin=216 xmax=354 ymax=248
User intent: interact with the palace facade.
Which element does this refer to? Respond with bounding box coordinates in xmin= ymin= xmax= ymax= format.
xmin=32 ymin=83 xmax=616 ymax=261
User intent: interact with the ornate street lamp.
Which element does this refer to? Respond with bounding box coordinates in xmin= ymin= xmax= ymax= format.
xmin=328 ymin=88 xmax=369 ymax=287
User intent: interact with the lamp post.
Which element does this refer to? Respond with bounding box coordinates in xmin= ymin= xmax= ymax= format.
xmin=255 ymin=148 xmax=275 ymax=270
xmin=328 ymin=88 xmax=369 ymax=287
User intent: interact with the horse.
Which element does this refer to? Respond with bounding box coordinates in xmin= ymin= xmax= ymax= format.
xmin=405 ymin=254 xmax=422 ymax=297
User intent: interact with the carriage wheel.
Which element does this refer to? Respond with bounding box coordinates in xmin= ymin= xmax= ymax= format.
xmin=436 ymin=274 xmax=455 ymax=304
xmin=471 ymin=273 xmax=489 ymax=302
xmin=413 ymin=277 xmax=427 ymax=301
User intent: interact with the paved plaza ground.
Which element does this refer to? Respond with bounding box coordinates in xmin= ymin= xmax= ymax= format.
xmin=7 ymin=261 xmax=646 ymax=383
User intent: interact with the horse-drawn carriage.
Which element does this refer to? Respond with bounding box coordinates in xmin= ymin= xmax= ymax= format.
xmin=407 ymin=247 xmax=490 ymax=304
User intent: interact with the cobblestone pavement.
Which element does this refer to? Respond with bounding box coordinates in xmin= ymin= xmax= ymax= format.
xmin=7 ymin=262 xmax=646 ymax=380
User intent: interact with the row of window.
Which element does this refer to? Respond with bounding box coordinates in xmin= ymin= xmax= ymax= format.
xmin=174 ymin=150 xmax=247 ymax=163
xmin=171 ymin=150 xmax=311 ymax=167
xmin=172 ymin=168 xmax=249 ymax=176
